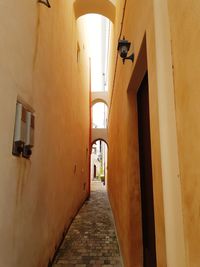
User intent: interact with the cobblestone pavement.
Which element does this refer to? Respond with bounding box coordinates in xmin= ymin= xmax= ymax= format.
xmin=52 ymin=181 xmax=122 ymax=267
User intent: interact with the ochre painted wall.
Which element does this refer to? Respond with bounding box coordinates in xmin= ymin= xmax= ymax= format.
xmin=108 ymin=0 xmax=200 ymax=266
xmin=0 ymin=1 xmax=90 ymax=266
xmin=168 ymin=0 xmax=200 ymax=266
xmin=108 ymin=0 xmax=167 ymax=266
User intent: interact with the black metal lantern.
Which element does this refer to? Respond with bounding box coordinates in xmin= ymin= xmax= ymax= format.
xmin=117 ymin=37 xmax=134 ymax=64
xmin=38 ymin=0 xmax=51 ymax=8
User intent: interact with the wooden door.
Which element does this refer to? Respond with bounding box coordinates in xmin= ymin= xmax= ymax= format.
xmin=137 ymin=73 xmax=157 ymax=267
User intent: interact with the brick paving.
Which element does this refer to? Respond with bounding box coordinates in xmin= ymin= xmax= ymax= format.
xmin=52 ymin=181 xmax=122 ymax=267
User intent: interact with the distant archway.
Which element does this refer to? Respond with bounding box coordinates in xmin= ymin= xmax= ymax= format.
xmin=73 ymin=0 xmax=116 ymax=23
xmin=91 ymin=91 xmax=109 ymax=107
xmin=90 ymin=139 xmax=108 ymax=188
xmin=92 ymin=128 xmax=108 ymax=146
xmin=91 ymin=138 xmax=108 ymax=148
xmin=92 ymin=99 xmax=108 ymax=107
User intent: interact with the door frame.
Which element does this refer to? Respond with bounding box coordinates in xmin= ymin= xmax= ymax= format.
xmin=127 ymin=34 xmax=167 ymax=266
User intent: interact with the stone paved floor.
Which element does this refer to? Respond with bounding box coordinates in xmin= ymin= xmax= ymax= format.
xmin=52 ymin=181 xmax=122 ymax=267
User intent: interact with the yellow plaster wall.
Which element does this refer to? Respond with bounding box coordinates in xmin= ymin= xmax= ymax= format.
xmin=108 ymin=0 xmax=167 ymax=266
xmin=168 ymin=0 xmax=200 ymax=265
xmin=0 ymin=1 xmax=90 ymax=266
xmin=106 ymin=0 xmax=195 ymax=264
xmin=108 ymin=0 xmax=200 ymax=266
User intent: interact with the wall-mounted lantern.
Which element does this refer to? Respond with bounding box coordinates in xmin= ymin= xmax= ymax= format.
xmin=117 ymin=37 xmax=134 ymax=64
xmin=38 ymin=0 xmax=51 ymax=8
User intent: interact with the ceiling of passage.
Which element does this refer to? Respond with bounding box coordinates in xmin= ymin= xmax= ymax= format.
xmin=73 ymin=0 xmax=116 ymax=23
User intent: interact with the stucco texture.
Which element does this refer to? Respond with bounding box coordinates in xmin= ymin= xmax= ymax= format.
xmin=0 ymin=1 xmax=90 ymax=266
xmin=108 ymin=0 xmax=200 ymax=266
xmin=168 ymin=0 xmax=200 ymax=266
xmin=108 ymin=0 xmax=167 ymax=266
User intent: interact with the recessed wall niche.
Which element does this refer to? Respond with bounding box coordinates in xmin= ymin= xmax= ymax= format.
xmin=12 ymin=101 xmax=35 ymax=159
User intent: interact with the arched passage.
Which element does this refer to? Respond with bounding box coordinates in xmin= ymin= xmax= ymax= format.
xmin=91 ymin=91 xmax=109 ymax=107
xmin=91 ymin=138 xmax=108 ymax=148
xmin=92 ymin=128 xmax=108 ymax=145
xmin=92 ymin=99 xmax=108 ymax=107
xmin=73 ymin=0 xmax=116 ymax=23
xmin=90 ymin=139 xmax=108 ymax=187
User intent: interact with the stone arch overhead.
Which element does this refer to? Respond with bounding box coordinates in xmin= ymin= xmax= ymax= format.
xmin=91 ymin=91 xmax=109 ymax=107
xmin=92 ymin=99 xmax=108 ymax=107
xmin=73 ymin=0 xmax=116 ymax=23
xmin=91 ymin=128 xmax=108 ymax=146
xmin=91 ymin=138 xmax=108 ymax=148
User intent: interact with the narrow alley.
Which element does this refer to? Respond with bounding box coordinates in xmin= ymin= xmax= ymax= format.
xmin=1 ymin=0 xmax=200 ymax=266
xmin=52 ymin=181 xmax=122 ymax=267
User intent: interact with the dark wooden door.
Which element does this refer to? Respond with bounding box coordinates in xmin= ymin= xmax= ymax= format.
xmin=137 ymin=73 xmax=157 ymax=267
